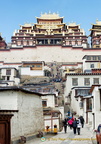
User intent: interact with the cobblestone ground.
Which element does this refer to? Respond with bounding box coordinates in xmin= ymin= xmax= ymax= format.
xmin=26 ymin=124 xmax=97 ymax=144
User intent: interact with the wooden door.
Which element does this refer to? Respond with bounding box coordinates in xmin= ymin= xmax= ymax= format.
xmin=0 ymin=114 xmax=13 ymax=144
xmin=0 ymin=123 xmax=6 ymax=144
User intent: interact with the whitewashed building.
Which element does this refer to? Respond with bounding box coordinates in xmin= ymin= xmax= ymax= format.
xmin=64 ymin=73 xmax=101 ymax=116
xmin=80 ymin=85 xmax=101 ymax=130
xmin=19 ymin=61 xmax=45 ymax=76
xmin=83 ymin=55 xmax=101 ymax=73
xmin=42 ymin=94 xmax=57 ymax=108
xmin=69 ymin=87 xmax=90 ymax=116
xmin=90 ymin=85 xmax=101 ymax=130
xmin=0 ymin=67 xmax=20 ymax=86
xmin=0 ymin=86 xmax=44 ymax=144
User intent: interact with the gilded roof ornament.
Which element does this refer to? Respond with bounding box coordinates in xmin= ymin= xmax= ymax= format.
xmin=96 ymin=19 xmax=101 ymax=25
xmin=37 ymin=12 xmax=63 ymax=19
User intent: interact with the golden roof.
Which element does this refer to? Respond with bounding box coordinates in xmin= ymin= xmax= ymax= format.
xmin=20 ymin=23 xmax=33 ymax=27
xmin=68 ymin=22 xmax=80 ymax=26
xmin=91 ymin=19 xmax=101 ymax=26
xmin=36 ymin=12 xmax=63 ymax=20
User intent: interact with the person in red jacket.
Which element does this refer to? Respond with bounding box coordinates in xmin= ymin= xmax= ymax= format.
xmin=71 ymin=117 xmax=74 ymax=121
xmin=68 ymin=119 xmax=73 ymax=129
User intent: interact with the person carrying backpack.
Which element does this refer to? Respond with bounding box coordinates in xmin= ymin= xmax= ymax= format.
xmin=79 ymin=116 xmax=85 ymax=128
xmin=72 ymin=118 xmax=77 ymax=134
xmin=77 ymin=118 xmax=82 ymax=135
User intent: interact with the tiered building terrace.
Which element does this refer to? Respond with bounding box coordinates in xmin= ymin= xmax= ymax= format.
xmin=11 ymin=13 xmax=88 ymax=48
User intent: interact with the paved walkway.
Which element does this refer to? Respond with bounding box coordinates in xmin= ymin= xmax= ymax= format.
xmin=26 ymin=124 xmax=97 ymax=144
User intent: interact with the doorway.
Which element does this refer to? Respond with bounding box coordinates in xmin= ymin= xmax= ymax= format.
xmin=0 ymin=114 xmax=13 ymax=144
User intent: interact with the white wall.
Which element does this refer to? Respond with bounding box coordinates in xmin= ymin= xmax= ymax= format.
xmin=70 ymin=90 xmax=78 ymax=113
xmin=20 ymin=67 xmax=30 ymax=75
xmin=0 ymin=91 xmax=17 ymax=110
xmin=13 ymin=91 xmax=44 ymax=140
xmin=92 ymin=87 xmax=100 ymax=112
xmin=0 ymin=90 xmax=44 ymax=140
xmin=94 ymin=112 xmax=101 ymax=129
xmin=42 ymin=95 xmax=55 ymax=108
xmin=83 ymin=99 xmax=86 ymax=123
xmin=83 ymin=61 xmax=101 ymax=71
xmin=20 ymin=67 xmax=44 ymax=76
xmin=1 ymin=46 xmax=101 ymax=63
xmin=88 ymin=112 xmax=92 ymax=125
xmin=92 ymin=87 xmax=101 ymax=129
xmin=30 ymin=70 xmax=44 ymax=76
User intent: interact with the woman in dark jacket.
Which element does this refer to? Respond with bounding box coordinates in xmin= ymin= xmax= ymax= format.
xmin=79 ymin=116 xmax=84 ymax=128
xmin=72 ymin=118 xmax=77 ymax=134
xmin=63 ymin=118 xmax=68 ymax=133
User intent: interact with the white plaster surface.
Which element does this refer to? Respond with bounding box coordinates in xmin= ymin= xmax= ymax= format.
xmin=0 ymin=90 xmax=44 ymax=140
xmin=1 ymin=46 xmax=101 ymax=63
xmin=42 ymin=95 xmax=55 ymax=107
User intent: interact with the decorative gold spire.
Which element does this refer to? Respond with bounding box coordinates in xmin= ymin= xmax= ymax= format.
xmin=36 ymin=12 xmax=63 ymax=19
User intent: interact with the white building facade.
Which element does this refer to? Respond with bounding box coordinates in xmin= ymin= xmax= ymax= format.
xmin=64 ymin=73 xmax=101 ymax=116
xmin=91 ymin=86 xmax=101 ymax=129
xmin=0 ymin=87 xmax=44 ymax=143
xmin=0 ymin=67 xmax=20 ymax=86
xmin=83 ymin=55 xmax=101 ymax=72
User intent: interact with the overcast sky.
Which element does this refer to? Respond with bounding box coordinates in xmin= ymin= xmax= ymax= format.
xmin=0 ymin=0 xmax=101 ymax=43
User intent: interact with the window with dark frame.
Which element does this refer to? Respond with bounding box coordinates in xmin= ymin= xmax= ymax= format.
xmin=93 ymin=78 xmax=99 ymax=84
xmin=6 ymin=69 xmax=11 ymax=75
xmin=42 ymin=100 xmax=47 ymax=107
xmin=90 ymin=64 xmax=94 ymax=68
xmin=75 ymin=89 xmax=90 ymax=96
xmin=72 ymin=78 xmax=78 ymax=86
xmin=87 ymin=56 xmax=91 ymax=60
xmin=84 ymin=78 xmax=90 ymax=86
xmin=92 ymin=56 xmax=97 ymax=61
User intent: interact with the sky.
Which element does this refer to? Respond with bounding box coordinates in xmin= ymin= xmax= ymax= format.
xmin=0 ymin=0 xmax=101 ymax=43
